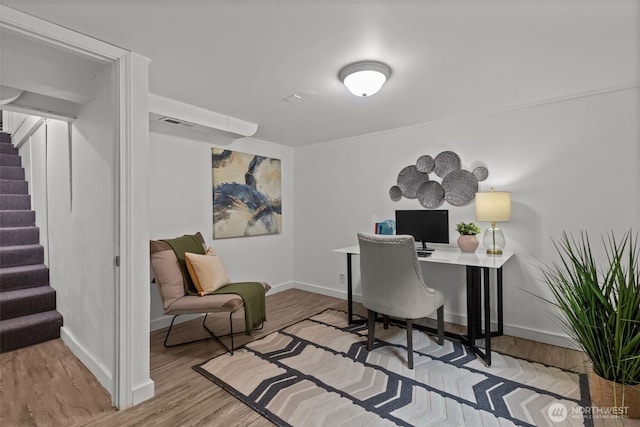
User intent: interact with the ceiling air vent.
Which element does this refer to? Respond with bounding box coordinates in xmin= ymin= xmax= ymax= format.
xmin=149 ymin=94 xmax=258 ymax=137
xmin=158 ymin=116 xmax=195 ymax=127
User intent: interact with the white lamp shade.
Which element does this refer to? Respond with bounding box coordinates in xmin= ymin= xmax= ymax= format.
xmin=339 ymin=61 xmax=391 ymax=97
xmin=343 ymin=70 xmax=387 ymax=97
xmin=475 ymin=191 xmax=511 ymax=222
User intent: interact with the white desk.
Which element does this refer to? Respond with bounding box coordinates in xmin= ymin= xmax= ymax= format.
xmin=333 ymin=246 xmax=514 ymax=366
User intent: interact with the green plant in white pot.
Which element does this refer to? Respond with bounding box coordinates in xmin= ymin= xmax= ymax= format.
xmin=456 ymin=222 xmax=481 ymax=253
xmin=540 ymin=230 xmax=640 ymax=418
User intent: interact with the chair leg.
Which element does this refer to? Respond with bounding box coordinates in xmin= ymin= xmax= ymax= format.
xmin=164 ymin=314 xmax=215 ymax=348
xmin=367 ymin=309 xmax=376 ymax=351
xmin=383 ymin=315 xmax=389 ymax=329
xmin=437 ymin=305 xmax=445 ymax=346
xmin=163 ymin=312 xmax=243 ymax=355
xmin=406 ymin=318 xmax=414 ymax=369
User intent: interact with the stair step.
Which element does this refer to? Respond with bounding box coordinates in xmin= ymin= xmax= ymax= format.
xmin=0 ymin=194 xmax=31 ymax=210
xmin=0 ymin=226 xmax=40 ymax=246
xmin=0 ymin=179 xmax=28 ymax=194
xmin=0 ymin=210 xmax=36 ymax=227
xmin=0 ymin=244 xmax=44 ymax=268
xmin=0 ymin=310 xmax=63 ymax=353
xmin=0 ymin=264 xmax=50 ymax=292
xmin=0 ymin=143 xmax=18 ymax=155
xmin=0 ymin=286 xmax=56 ymax=321
xmin=0 ymin=154 xmax=21 ymax=167
xmin=0 ymin=133 xmax=10 ymax=143
xmin=0 ymin=166 xmax=25 ymax=181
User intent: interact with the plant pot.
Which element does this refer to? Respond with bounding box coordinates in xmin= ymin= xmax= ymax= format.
xmin=589 ymin=372 xmax=640 ymax=419
xmin=457 ymin=235 xmax=479 ymax=253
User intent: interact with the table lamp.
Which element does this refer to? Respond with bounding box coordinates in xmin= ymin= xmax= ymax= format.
xmin=475 ymin=188 xmax=511 ymax=255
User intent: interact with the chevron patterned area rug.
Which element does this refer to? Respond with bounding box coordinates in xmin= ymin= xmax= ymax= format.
xmin=193 ymin=309 xmax=592 ymax=427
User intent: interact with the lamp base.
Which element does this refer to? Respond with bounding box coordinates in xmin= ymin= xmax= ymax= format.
xmin=482 ymin=225 xmax=506 ymax=256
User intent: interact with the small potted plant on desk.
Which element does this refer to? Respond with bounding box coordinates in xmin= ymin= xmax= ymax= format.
xmin=456 ymin=222 xmax=481 ymax=253
xmin=540 ymin=231 xmax=640 ymax=419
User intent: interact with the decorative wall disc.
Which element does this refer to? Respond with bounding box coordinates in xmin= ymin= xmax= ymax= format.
xmin=390 ymin=150 xmax=489 ymax=207
xmin=417 ymin=181 xmax=445 ymax=208
xmin=473 ymin=166 xmax=489 ymax=182
xmin=397 ymin=165 xmax=429 ymax=199
xmin=389 ymin=185 xmax=403 ymax=202
xmin=416 ymin=155 xmax=435 ymax=173
xmin=442 ymin=169 xmax=478 ymax=206
xmin=434 ymin=151 xmax=461 ymax=178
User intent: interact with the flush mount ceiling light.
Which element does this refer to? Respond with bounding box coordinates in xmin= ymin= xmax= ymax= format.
xmin=339 ymin=61 xmax=391 ymax=97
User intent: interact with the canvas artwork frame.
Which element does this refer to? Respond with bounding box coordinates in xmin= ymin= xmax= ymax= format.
xmin=212 ymin=148 xmax=282 ymax=239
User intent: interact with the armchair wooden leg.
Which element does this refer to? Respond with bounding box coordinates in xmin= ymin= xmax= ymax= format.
xmin=367 ymin=309 xmax=376 ymax=351
xmin=406 ymin=319 xmax=414 ymax=369
xmin=383 ymin=315 xmax=389 ymax=329
xmin=437 ymin=305 xmax=445 ymax=346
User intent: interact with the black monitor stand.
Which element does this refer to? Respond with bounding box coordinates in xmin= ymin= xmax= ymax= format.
xmin=419 ymin=241 xmax=435 ymax=252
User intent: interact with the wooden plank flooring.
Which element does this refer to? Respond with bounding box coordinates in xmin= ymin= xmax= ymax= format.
xmin=1 ymin=289 xmax=637 ymax=426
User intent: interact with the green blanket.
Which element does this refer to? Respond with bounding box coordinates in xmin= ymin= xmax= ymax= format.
xmin=161 ymin=234 xmax=205 ymax=295
xmin=213 ymin=282 xmax=266 ymax=335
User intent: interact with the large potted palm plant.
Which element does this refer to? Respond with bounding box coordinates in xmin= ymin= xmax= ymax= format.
xmin=540 ymin=230 xmax=640 ymax=419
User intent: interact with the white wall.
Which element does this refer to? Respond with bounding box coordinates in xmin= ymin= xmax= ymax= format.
xmin=148 ymin=124 xmax=295 ymax=329
xmin=292 ymin=87 xmax=640 ymax=348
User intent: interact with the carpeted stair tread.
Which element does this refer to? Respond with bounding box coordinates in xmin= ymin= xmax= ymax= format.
xmin=0 ymin=194 xmax=31 ymax=210
xmin=0 ymin=143 xmax=18 ymax=155
xmin=0 ymin=210 xmax=36 ymax=227
xmin=0 ymin=310 xmax=63 ymax=353
xmin=0 ymin=153 xmax=21 ymax=167
xmin=0 ymin=226 xmax=40 ymax=246
xmin=0 ymin=166 xmax=25 ymax=181
xmin=0 ymin=264 xmax=50 ymax=291
xmin=0 ymin=244 xmax=44 ymax=268
xmin=0 ymin=133 xmax=11 ymax=143
xmin=0 ymin=179 xmax=28 ymax=194
xmin=0 ymin=286 xmax=56 ymax=321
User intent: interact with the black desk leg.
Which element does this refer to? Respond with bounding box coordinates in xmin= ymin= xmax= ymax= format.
xmin=497 ymin=267 xmax=504 ymax=336
xmin=466 ymin=266 xmax=482 ymax=342
xmin=483 ymin=267 xmax=492 ymax=366
xmin=347 ymin=253 xmax=354 ymax=323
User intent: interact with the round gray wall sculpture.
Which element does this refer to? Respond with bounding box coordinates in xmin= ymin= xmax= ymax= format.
xmin=442 ymin=169 xmax=478 ymax=206
xmin=389 ymin=150 xmax=489 ymax=206
xmin=417 ymin=181 xmax=445 ymax=208
xmin=473 ymin=166 xmax=489 ymax=182
xmin=397 ymin=165 xmax=429 ymax=199
xmin=416 ymin=155 xmax=435 ymax=173
xmin=434 ymin=151 xmax=461 ymax=178
xmin=389 ymin=185 xmax=403 ymax=202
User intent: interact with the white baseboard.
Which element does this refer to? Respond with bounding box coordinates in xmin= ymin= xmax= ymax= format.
xmin=132 ymin=378 xmax=155 ymax=406
xmin=150 ymin=313 xmax=202 ymax=332
xmin=60 ymin=327 xmax=113 ymax=396
xmin=288 ymin=282 xmax=576 ymax=350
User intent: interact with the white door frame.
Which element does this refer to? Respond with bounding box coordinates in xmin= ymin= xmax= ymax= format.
xmin=0 ymin=5 xmax=152 ymax=408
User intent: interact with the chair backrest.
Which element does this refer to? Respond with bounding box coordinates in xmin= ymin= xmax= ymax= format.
xmin=357 ymin=232 xmax=440 ymax=319
xmin=150 ymin=232 xmax=206 ymax=310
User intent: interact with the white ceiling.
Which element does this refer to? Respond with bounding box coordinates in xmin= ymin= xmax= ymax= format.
xmin=2 ymin=1 xmax=638 ymax=147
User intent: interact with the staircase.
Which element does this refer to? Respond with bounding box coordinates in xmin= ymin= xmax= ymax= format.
xmin=0 ymin=131 xmax=63 ymax=353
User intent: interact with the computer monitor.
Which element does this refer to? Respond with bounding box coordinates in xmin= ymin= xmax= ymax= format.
xmin=395 ymin=210 xmax=449 ymax=250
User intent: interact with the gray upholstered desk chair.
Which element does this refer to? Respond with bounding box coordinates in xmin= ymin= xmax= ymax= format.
xmin=357 ymin=232 xmax=445 ymax=369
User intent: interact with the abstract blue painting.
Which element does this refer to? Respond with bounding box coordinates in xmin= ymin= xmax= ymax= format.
xmin=212 ymin=148 xmax=282 ymax=238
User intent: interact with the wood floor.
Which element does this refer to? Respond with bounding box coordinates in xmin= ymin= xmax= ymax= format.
xmin=1 ymin=289 xmax=637 ymax=426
